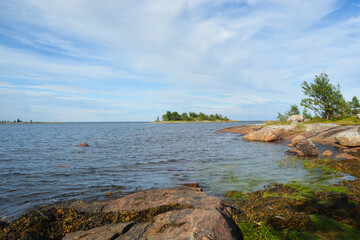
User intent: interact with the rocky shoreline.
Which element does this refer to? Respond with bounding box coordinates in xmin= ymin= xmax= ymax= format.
xmin=219 ymin=122 xmax=360 ymax=159
xmin=219 ymin=120 xmax=360 ymax=238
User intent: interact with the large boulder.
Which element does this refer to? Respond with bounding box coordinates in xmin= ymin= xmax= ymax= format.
xmin=243 ymin=128 xmax=285 ymax=142
xmin=295 ymin=139 xmax=319 ymax=156
xmin=287 ymin=115 xmax=304 ymax=123
xmin=334 ymin=131 xmax=360 ymax=147
xmin=243 ymin=125 xmax=297 ymax=142
xmin=64 ymin=187 xmax=243 ymax=240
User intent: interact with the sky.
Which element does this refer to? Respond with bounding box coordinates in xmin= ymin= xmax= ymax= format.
xmin=0 ymin=0 xmax=360 ymax=122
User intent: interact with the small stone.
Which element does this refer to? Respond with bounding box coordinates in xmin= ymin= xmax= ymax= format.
xmin=77 ymin=142 xmax=89 ymax=147
xmin=322 ymin=150 xmax=333 ymax=157
xmin=357 ymin=114 xmax=360 ymax=119
xmin=105 ymin=192 xmax=112 ymax=196
xmin=182 ymin=183 xmax=203 ymax=191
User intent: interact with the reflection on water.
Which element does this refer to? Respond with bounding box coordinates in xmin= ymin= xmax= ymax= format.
xmin=0 ymin=122 xmax=347 ymax=219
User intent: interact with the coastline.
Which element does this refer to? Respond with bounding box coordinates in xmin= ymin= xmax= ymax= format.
xmin=152 ymin=120 xmax=239 ymax=123
xmin=219 ymin=121 xmax=360 ymax=238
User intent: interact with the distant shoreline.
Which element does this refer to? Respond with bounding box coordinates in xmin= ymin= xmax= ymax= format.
xmin=152 ymin=120 xmax=239 ymax=123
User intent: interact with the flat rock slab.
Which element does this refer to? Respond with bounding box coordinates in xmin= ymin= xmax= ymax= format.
xmin=64 ymin=187 xmax=243 ymax=240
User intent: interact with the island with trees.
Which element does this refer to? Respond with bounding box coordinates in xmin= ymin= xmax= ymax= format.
xmin=155 ymin=111 xmax=237 ymax=123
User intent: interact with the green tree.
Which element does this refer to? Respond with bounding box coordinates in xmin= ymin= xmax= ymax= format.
xmin=189 ymin=112 xmax=198 ymax=119
xmin=338 ymin=95 xmax=351 ymax=116
xmin=162 ymin=111 xmax=172 ymax=121
xmin=288 ymin=104 xmax=300 ymax=116
xmin=277 ymin=104 xmax=300 ymax=121
xmin=300 ymin=72 xmax=343 ymax=120
xmin=302 ymin=108 xmax=312 ymax=119
xmin=349 ymin=96 xmax=360 ymax=114
xmin=198 ymin=112 xmax=208 ymax=120
xmin=181 ymin=112 xmax=190 ymax=121
xmin=171 ymin=111 xmax=181 ymax=121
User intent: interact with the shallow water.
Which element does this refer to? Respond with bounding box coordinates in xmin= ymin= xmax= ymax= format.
xmin=0 ymin=122 xmax=345 ymax=219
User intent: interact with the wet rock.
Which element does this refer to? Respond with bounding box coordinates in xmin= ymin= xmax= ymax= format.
xmin=295 ymin=139 xmax=318 ymax=156
xmin=287 ymin=115 xmax=304 ymax=123
xmin=65 ymin=187 xmax=243 ymax=240
xmin=285 ymin=148 xmax=305 ymax=157
xmin=334 ymin=131 xmax=360 ymax=147
xmin=77 ymin=142 xmax=89 ymax=147
xmin=322 ymin=150 xmax=333 ymax=157
xmin=181 ymin=183 xmax=202 ymax=191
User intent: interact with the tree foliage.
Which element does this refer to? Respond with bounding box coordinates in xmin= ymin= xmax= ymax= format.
xmin=300 ymin=72 xmax=343 ymax=120
xmin=277 ymin=104 xmax=300 ymax=121
xmin=349 ymin=96 xmax=360 ymax=114
xmin=161 ymin=111 xmax=229 ymax=121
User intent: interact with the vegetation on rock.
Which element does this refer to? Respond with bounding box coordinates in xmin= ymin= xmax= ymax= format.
xmin=0 ymin=203 xmax=191 ymax=240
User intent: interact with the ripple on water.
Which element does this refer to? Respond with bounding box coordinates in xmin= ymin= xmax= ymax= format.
xmin=0 ymin=122 xmax=346 ymax=220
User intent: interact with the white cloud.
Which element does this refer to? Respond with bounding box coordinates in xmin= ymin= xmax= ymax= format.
xmin=0 ymin=0 xmax=359 ymax=121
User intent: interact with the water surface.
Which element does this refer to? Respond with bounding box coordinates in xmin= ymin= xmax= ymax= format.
xmin=0 ymin=122 xmax=343 ymax=219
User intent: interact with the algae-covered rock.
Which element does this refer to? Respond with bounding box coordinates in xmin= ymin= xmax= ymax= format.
xmin=1 ymin=187 xmax=243 ymax=240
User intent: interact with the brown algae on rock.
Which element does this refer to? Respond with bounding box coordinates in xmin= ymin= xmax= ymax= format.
xmin=0 ymin=203 xmax=191 ymax=240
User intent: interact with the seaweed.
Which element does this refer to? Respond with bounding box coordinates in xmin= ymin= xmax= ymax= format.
xmin=0 ymin=203 xmax=191 ymax=240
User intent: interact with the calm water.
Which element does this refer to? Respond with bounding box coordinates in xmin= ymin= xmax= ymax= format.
xmin=0 ymin=122 xmax=344 ymax=219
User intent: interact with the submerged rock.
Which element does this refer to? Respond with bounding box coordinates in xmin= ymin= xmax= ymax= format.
xmin=334 ymin=131 xmax=360 ymax=147
xmin=77 ymin=142 xmax=89 ymax=147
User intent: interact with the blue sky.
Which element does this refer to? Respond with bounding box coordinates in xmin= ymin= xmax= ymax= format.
xmin=1 ymin=0 xmax=360 ymax=121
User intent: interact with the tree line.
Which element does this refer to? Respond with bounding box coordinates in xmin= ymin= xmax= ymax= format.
xmin=278 ymin=72 xmax=360 ymax=121
xmin=159 ymin=111 xmax=230 ymax=121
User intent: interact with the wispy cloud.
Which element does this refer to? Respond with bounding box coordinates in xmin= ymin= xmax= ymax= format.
xmin=1 ymin=0 xmax=360 ymax=121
